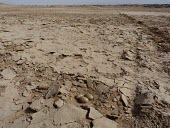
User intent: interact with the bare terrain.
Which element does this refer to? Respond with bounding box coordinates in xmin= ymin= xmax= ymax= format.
xmin=0 ymin=4 xmax=170 ymax=128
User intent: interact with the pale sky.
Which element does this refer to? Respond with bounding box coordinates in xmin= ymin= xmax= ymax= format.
xmin=0 ymin=0 xmax=170 ymax=5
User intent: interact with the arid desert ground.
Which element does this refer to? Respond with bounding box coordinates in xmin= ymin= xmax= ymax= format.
xmin=0 ymin=4 xmax=170 ymax=128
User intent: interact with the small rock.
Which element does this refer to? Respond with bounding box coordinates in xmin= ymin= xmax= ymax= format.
xmin=64 ymin=80 xmax=72 ymax=91
xmin=88 ymin=107 xmax=103 ymax=120
xmin=111 ymin=107 xmax=119 ymax=116
xmin=60 ymin=94 xmax=69 ymax=100
xmin=84 ymin=93 xmax=94 ymax=100
xmin=59 ymin=86 xmax=69 ymax=94
xmin=79 ymin=83 xmax=87 ymax=88
xmin=54 ymin=99 xmax=64 ymax=108
xmin=96 ymin=83 xmax=108 ymax=94
xmin=86 ymin=78 xmax=93 ymax=89
xmin=119 ymin=87 xmax=131 ymax=97
xmin=121 ymin=94 xmax=128 ymax=106
xmin=15 ymin=45 xmax=25 ymax=51
xmin=73 ymin=81 xmax=87 ymax=88
xmin=70 ymin=87 xmax=77 ymax=92
xmin=1 ymin=68 xmax=16 ymax=80
xmin=12 ymin=54 xmax=20 ymax=61
xmin=122 ymin=50 xmax=134 ymax=61
xmin=23 ymin=90 xmax=32 ymax=97
xmin=113 ymin=98 xmax=117 ymax=102
xmin=72 ymin=81 xmax=80 ymax=86
xmin=16 ymin=59 xmax=25 ymax=65
xmin=26 ymin=85 xmax=37 ymax=91
xmin=45 ymin=82 xmax=60 ymax=99
xmin=92 ymin=117 xmax=117 ymax=128
xmin=125 ymin=108 xmax=131 ymax=114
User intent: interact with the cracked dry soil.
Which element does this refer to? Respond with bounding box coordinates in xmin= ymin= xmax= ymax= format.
xmin=0 ymin=4 xmax=170 ymax=128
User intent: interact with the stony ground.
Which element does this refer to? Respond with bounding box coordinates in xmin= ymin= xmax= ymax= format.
xmin=0 ymin=4 xmax=170 ymax=128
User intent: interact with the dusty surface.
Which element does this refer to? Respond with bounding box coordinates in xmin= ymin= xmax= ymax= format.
xmin=0 ymin=4 xmax=170 ymax=128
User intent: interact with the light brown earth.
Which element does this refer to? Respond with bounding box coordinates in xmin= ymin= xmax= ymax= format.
xmin=0 ymin=4 xmax=170 ymax=128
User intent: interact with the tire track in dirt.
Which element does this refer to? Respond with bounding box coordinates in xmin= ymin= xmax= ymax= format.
xmin=120 ymin=13 xmax=170 ymax=52
xmin=119 ymin=13 xmax=170 ymax=128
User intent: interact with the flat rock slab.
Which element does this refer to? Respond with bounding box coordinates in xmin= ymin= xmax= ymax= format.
xmin=31 ymin=107 xmax=51 ymax=124
xmin=1 ymin=68 xmax=16 ymax=80
xmin=11 ymin=116 xmax=29 ymax=128
xmin=93 ymin=117 xmax=117 ymax=128
xmin=56 ymin=122 xmax=83 ymax=128
xmin=88 ymin=107 xmax=103 ymax=120
xmin=28 ymin=117 xmax=55 ymax=128
xmin=54 ymin=104 xmax=87 ymax=125
xmin=98 ymin=77 xmax=115 ymax=87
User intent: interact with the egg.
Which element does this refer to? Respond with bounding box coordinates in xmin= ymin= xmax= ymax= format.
xmin=78 ymin=96 xmax=89 ymax=103
xmin=84 ymin=93 xmax=94 ymax=100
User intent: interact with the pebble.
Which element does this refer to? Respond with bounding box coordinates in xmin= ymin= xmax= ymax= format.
xmin=54 ymin=99 xmax=64 ymax=108
xmin=16 ymin=59 xmax=25 ymax=65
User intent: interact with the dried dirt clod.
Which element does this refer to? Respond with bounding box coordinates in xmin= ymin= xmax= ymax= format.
xmin=86 ymin=78 xmax=94 ymax=89
xmin=54 ymin=99 xmax=64 ymax=108
xmin=64 ymin=80 xmax=72 ymax=91
xmin=30 ymin=98 xmax=44 ymax=111
xmin=84 ymin=93 xmax=94 ymax=101
xmin=15 ymin=45 xmax=25 ymax=51
xmin=59 ymin=86 xmax=69 ymax=94
xmin=12 ymin=54 xmax=20 ymax=61
xmin=1 ymin=68 xmax=16 ymax=80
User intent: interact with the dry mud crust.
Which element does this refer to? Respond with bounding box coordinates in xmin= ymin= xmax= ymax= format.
xmin=0 ymin=5 xmax=170 ymax=128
